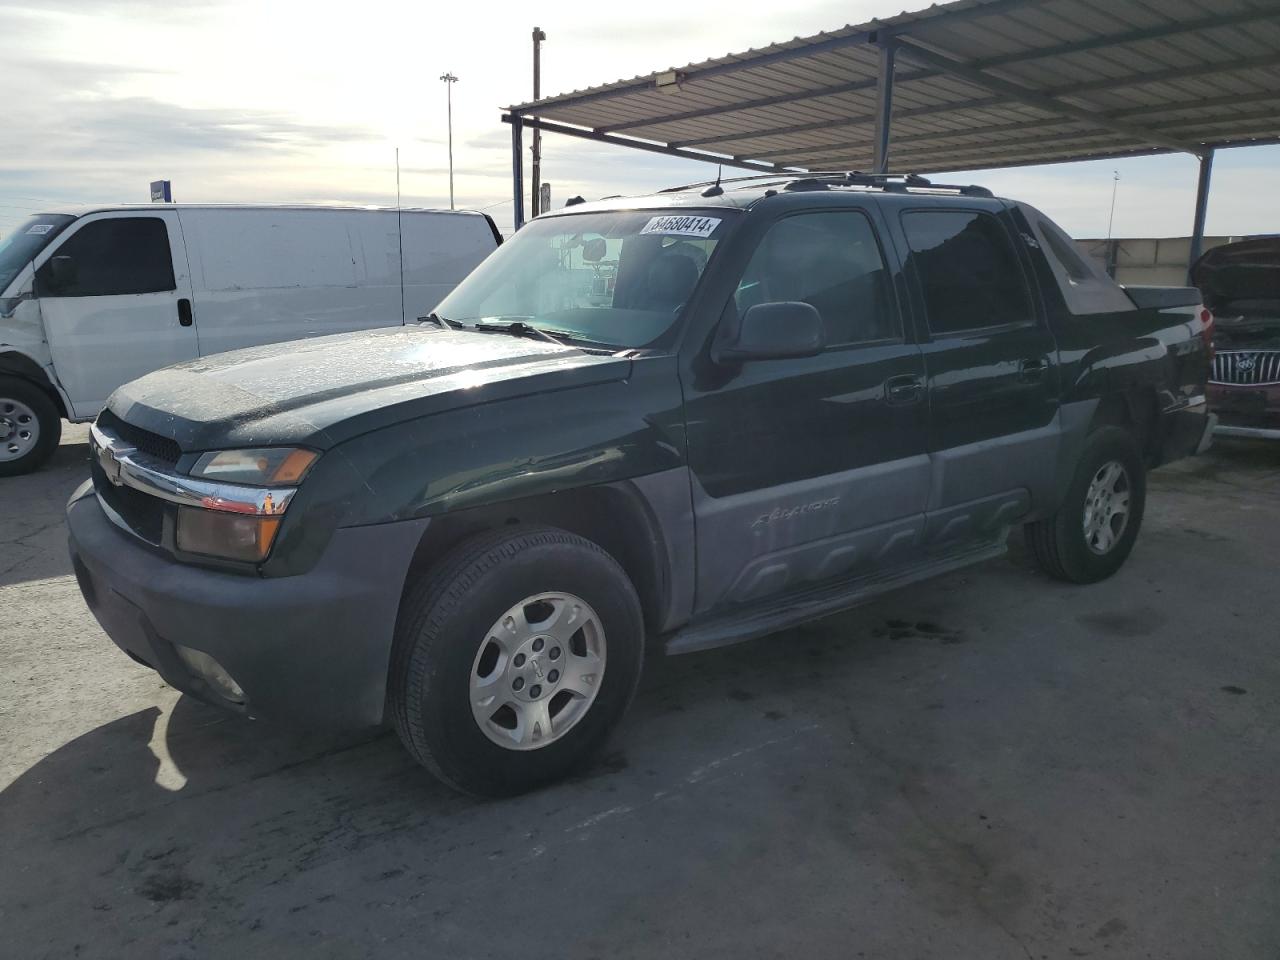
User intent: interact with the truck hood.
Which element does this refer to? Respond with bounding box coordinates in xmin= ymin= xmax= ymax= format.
xmin=108 ymin=326 xmax=631 ymax=452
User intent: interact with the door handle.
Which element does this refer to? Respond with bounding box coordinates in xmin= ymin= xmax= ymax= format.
xmin=884 ymin=374 xmax=923 ymax=405
xmin=177 ymin=298 xmax=193 ymax=327
xmin=1018 ymin=356 xmax=1047 ymax=381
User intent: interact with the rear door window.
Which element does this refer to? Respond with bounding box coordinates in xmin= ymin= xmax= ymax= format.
xmin=901 ymin=210 xmax=1034 ymax=334
xmin=39 ymin=217 xmax=175 ymax=297
xmin=735 ymin=210 xmax=899 ymax=345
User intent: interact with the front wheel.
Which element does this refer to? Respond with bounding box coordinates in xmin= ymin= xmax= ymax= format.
xmin=0 ymin=377 xmax=62 ymax=477
xmin=389 ymin=526 xmax=644 ymax=797
xmin=1025 ymin=426 xmax=1147 ymax=584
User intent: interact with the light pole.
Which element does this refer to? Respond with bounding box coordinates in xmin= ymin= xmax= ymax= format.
xmin=531 ymin=28 xmax=545 ymax=216
xmin=440 ymin=72 xmax=458 ymax=210
xmin=1106 ymin=170 xmax=1120 ymax=241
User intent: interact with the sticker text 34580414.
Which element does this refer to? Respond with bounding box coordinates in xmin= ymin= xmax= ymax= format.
xmin=639 ymin=215 xmax=721 ymax=239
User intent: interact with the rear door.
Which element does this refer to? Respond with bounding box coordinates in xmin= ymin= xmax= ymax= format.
xmin=894 ymin=206 xmax=1060 ymax=542
xmin=35 ymin=211 xmax=197 ymax=418
xmin=682 ymin=205 xmax=931 ymax=613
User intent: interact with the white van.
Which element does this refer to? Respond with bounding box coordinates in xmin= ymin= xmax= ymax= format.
xmin=0 ymin=204 xmax=500 ymax=474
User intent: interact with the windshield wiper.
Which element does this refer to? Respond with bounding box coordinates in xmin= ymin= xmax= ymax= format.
xmin=471 ymin=318 xmax=567 ymax=348
xmin=419 ymin=312 xmax=464 ymax=330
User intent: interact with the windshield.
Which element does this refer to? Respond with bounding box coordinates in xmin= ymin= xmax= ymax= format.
xmin=434 ymin=209 xmax=734 ymax=349
xmin=0 ymin=214 xmax=75 ymax=293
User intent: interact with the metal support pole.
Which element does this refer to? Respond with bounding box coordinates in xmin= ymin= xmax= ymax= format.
xmin=1188 ymin=148 xmax=1214 ymax=278
xmin=440 ymin=72 xmax=458 ymax=210
xmin=511 ymin=114 xmax=526 ymax=232
xmin=531 ymin=27 xmax=545 ymax=217
xmin=872 ymin=38 xmax=896 ymax=174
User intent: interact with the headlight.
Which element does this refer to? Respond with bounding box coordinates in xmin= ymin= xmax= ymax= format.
xmin=190 ymin=447 xmax=317 ymax=485
xmin=178 ymin=447 xmax=317 ymax=562
xmin=177 ymin=506 xmax=282 ymax=563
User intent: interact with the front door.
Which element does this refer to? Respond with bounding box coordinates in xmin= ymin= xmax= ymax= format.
xmin=894 ymin=206 xmax=1061 ymax=541
xmin=35 ymin=211 xmax=197 ymax=418
xmin=683 ymin=207 xmax=930 ymax=614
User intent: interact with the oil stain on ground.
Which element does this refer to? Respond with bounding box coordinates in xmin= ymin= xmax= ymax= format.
xmin=1077 ymin=608 xmax=1167 ymax=638
xmin=881 ymin=618 xmax=966 ymax=644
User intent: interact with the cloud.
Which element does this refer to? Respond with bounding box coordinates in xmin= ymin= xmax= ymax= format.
xmin=2 ymin=0 xmax=1278 ymax=241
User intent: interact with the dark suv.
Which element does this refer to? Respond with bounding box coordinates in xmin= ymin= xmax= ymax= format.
xmin=67 ymin=174 xmax=1213 ymax=796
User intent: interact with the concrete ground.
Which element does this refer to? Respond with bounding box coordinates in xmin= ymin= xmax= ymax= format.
xmin=2 ymin=425 xmax=1278 ymax=960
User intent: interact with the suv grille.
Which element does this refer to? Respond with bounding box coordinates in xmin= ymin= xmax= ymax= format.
xmin=91 ymin=459 xmax=165 ymax=544
xmin=1211 ymin=351 xmax=1280 ymax=386
xmin=96 ymin=409 xmax=182 ymax=465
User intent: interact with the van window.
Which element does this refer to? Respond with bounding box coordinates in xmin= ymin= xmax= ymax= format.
xmin=734 ymin=211 xmax=899 ymax=345
xmin=38 ymin=217 xmax=175 ymax=297
xmin=0 ymin=215 xmax=75 ymax=292
xmin=902 ymin=210 xmax=1033 ymax=334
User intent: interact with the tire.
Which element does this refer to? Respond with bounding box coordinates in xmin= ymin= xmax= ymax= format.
xmin=1025 ymin=425 xmax=1146 ymax=584
xmin=389 ymin=526 xmax=645 ymax=797
xmin=0 ymin=376 xmax=62 ymax=477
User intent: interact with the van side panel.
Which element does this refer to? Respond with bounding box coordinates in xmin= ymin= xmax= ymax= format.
xmin=399 ymin=213 xmax=497 ymax=322
xmin=180 ymin=208 xmax=400 ymax=356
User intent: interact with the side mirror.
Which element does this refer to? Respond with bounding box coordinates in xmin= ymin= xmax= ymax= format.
xmin=41 ymin=255 xmax=78 ymax=295
xmin=713 ymin=301 xmax=825 ymax=363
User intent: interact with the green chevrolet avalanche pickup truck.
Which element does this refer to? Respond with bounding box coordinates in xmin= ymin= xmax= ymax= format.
xmin=67 ymin=174 xmax=1213 ymax=796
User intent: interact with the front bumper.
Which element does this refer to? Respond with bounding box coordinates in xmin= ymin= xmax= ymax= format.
xmin=1208 ymin=382 xmax=1280 ymax=440
xmin=67 ymin=482 xmax=428 ymax=731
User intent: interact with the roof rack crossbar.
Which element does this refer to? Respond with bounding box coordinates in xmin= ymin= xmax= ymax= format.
xmin=840 ymin=172 xmax=995 ymax=197
xmin=662 ymin=171 xmax=995 ymax=198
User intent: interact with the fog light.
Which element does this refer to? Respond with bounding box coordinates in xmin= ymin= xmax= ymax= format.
xmin=175 ymin=645 xmax=245 ymax=703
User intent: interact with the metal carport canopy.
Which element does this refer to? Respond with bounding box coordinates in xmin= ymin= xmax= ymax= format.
xmin=503 ymin=0 xmax=1280 ymax=263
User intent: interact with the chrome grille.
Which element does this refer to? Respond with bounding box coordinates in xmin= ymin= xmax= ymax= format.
xmin=1210 ymin=351 xmax=1280 ymax=386
xmin=96 ymin=409 xmax=182 ymax=465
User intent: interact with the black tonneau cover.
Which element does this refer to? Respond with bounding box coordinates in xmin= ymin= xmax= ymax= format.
xmin=1122 ymin=285 xmax=1202 ymax=310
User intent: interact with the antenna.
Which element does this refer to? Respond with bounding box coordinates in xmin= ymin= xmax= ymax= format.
xmin=701 ymin=165 xmax=725 ymax=198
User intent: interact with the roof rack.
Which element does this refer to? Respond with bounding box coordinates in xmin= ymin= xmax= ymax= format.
xmin=660 ymin=171 xmax=993 ymax=199
xmin=782 ymin=172 xmax=994 ymax=197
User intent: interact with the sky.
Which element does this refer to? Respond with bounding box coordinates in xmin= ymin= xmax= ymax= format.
xmin=2 ymin=0 xmax=1278 ymax=240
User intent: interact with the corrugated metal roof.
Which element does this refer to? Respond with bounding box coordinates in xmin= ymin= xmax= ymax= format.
xmin=507 ymin=0 xmax=1280 ymax=174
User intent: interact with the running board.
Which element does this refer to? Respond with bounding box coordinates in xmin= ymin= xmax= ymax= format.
xmin=662 ymin=537 xmax=1008 ymax=656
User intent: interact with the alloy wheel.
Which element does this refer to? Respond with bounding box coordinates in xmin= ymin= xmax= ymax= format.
xmin=1082 ymin=459 xmax=1131 ymax=555
xmin=469 ymin=592 xmax=607 ymax=750
xmin=0 ymin=398 xmax=40 ymax=462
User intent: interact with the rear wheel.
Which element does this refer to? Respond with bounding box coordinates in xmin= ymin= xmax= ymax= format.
xmin=389 ymin=526 xmax=644 ymax=797
xmin=1025 ymin=426 xmax=1146 ymax=584
xmin=0 ymin=377 xmax=61 ymax=477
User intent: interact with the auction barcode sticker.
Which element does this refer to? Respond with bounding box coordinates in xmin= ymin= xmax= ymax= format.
xmin=25 ymin=224 xmax=54 ymax=235
xmin=639 ymin=215 xmax=721 ymax=239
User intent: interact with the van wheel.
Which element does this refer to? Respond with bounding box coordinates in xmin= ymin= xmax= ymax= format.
xmin=0 ymin=377 xmax=61 ymax=477
xmin=389 ymin=526 xmax=644 ymax=797
xmin=1025 ymin=426 xmax=1146 ymax=584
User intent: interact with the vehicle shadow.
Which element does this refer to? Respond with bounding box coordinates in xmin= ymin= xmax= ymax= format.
xmin=0 ymin=696 xmax=440 ymax=845
xmin=0 ymin=561 xmax=986 ymax=848
xmin=0 ymin=554 xmax=1054 ymax=955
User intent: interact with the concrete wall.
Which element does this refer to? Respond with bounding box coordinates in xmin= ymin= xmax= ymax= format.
xmin=1074 ymin=236 xmax=1248 ymax=286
